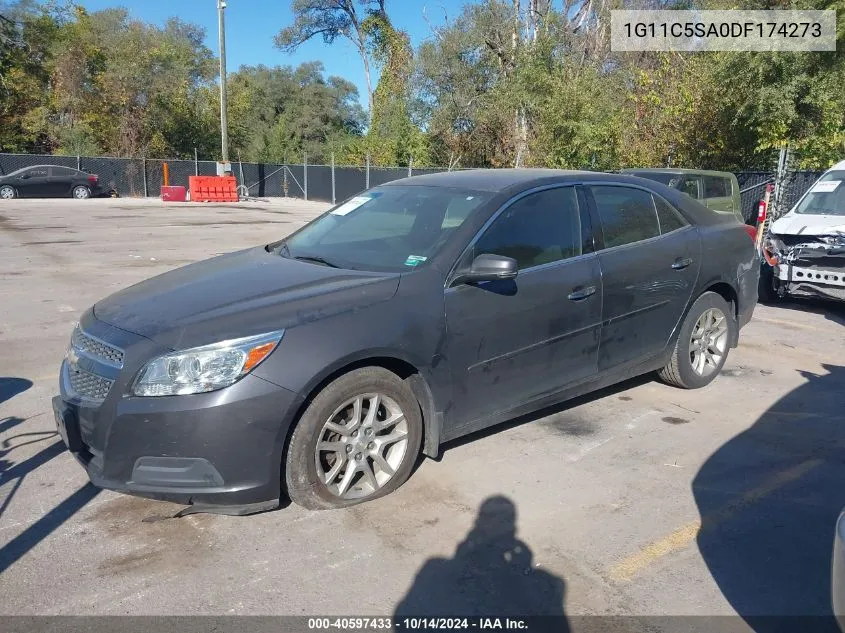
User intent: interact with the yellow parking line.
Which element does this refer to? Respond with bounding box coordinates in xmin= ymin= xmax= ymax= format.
xmin=753 ymin=316 xmax=821 ymax=331
xmin=609 ymin=458 xmax=822 ymax=582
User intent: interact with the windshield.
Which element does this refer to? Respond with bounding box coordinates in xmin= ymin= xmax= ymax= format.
xmin=280 ymin=185 xmax=491 ymax=272
xmin=795 ymin=170 xmax=845 ymax=216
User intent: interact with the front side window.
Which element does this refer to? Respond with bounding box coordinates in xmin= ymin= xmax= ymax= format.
xmin=703 ymin=176 xmax=729 ymax=198
xmin=677 ymin=177 xmax=702 ymax=199
xmin=24 ymin=168 xmax=48 ymax=178
xmin=591 ymin=186 xmax=660 ymax=248
xmin=282 ymin=185 xmax=491 ymax=272
xmin=795 ymin=171 xmax=845 ymax=216
xmin=473 ymin=187 xmax=582 ymax=270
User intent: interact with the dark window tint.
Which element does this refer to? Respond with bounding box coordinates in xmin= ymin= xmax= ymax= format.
xmin=653 ymin=195 xmax=687 ymax=233
xmin=591 ymin=186 xmax=660 ymax=248
xmin=25 ymin=167 xmax=49 ymax=178
xmin=50 ymin=167 xmax=80 ymax=177
xmin=474 ymin=187 xmax=582 ymax=269
xmin=703 ymin=176 xmax=729 ymax=198
xmin=677 ymin=177 xmax=701 ymax=199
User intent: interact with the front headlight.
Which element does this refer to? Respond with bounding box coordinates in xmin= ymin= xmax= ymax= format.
xmin=132 ymin=330 xmax=284 ymax=397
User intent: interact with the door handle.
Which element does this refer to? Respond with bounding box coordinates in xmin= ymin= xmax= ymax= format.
xmin=672 ymin=257 xmax=693 ymax=270
xmin=567 ymin=285 xmax=597 ymax=301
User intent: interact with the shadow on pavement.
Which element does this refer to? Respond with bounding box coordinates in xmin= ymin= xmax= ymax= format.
xmin=0 ymin=377 xmax=32 ymax=407
xmin=394 ymin=495 xmax=568 ymax=629
xmin=694 ymin=363 xmax=845 ymax=632
xmin=766 ymin=298 xmax=845 ymax=327
xmin=0 ymin=483 xmax=101 ymax=574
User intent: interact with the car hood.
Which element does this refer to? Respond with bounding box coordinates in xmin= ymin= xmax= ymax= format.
xmin=771 ymin=213 xmax=845 ymax=236
xmin=94 ymin=247 xmax=400 ymax=349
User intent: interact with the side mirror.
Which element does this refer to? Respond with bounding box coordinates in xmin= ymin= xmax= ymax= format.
xmin=452 ymin=253 xmax=518 ymax=286
xmin=19 ymin=174 xmax=29 ymax=180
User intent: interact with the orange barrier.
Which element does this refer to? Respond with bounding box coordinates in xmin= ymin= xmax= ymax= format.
xmin=161 ymin=185 xmax=186 ymax=202
xmin=188 ymin=176 xmax=238 ymax=203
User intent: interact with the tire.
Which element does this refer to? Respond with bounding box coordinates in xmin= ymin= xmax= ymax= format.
xmin=72 ymin=185 xmax=91 ymax=199
xmin=285 ymin=367 xmax=423 ymax=510
xmin=0 ymin=185 xmax=16 ymax=200
xmin=658 ymin=291 xmax=736 ymax=389
xmin=757 ymin=263 xmax=781 ymax=304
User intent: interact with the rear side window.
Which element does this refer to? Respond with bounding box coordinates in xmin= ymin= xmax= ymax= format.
xmin=50 ymin=167 xmax=80 ymax=177
xmin=474 ymin=187 xmax=582 ymax=269
xmin=653 ymin=195 xmax=688 ymax=233
xmin=703 ymin=176 xmax=729 ymax=198
xmin=590 ymin=186 xmax=660 ymax=248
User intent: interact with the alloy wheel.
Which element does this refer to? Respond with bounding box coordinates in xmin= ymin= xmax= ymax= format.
xmin=0 ymin=186 xmax=14 ymax=199
xmin=689 ymin=308 xmax=729 ymax=377
xmin=315 ymin=393 xmax=409 ymax=500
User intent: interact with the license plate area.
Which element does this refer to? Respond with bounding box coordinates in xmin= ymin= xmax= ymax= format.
xmin=52 ymin=399 xmax=83 ymax=453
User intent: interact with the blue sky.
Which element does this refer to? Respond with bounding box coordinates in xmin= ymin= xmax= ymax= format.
xmin=76 ymin=0 xmax=467 ymax=107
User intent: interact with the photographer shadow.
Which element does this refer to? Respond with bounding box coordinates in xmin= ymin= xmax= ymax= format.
xmin=394 ymin=496 xmax=568 ymax=631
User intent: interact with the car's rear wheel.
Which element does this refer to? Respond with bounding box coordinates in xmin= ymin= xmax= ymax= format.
xmin=658 ymin=291 xmax=735 ymax=389
xmin=0 ymin=185 xmax=16 ymax=199
xmin=72 ymin=185 xmax=91 ymax=199
xmin=285 ymin=367 xmax=423 ymax=510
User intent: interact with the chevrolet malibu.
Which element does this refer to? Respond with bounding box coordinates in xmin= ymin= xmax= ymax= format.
xmin=53 ymin=170 xmax=758 ymax=513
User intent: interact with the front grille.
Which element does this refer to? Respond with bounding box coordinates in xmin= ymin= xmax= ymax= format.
xmin=68 ymin=364 xmax=114 ymax=402
xmin=72 ymin=327 xmax=124 ymax=367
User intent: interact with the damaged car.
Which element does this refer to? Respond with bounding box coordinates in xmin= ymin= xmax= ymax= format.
xmin=760 ymin=160 xmax=845 ymax=303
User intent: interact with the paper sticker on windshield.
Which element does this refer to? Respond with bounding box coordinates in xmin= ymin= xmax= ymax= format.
xmin=811 ymin=180 xmax=841 ymax=193
xmin=404 ymin=255 xmax=428 ymax=267
xmin=331 ymin=196 xmax=371 ymax=216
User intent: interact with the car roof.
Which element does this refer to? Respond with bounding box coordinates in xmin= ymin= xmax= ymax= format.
xmin=384 ymin=168 xmax=640 ymax=192
xmin=621 ymin=168 xmax=737 ymax=179
xmin=827 ymin=160 xmax=845 ymax=172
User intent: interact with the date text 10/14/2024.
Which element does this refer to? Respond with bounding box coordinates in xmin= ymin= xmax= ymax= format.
xmin=307 ymin=618 xmax=531 ymax=630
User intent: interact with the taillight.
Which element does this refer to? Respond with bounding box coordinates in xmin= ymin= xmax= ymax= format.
xmin=742 ymin=224 xmax=757 ymax=241
xmin=88 ymin=175 xmax=98 ymax=184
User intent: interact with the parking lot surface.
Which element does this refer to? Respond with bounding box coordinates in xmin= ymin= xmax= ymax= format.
xmin=1 ymin=198 xmax=844 ymax=628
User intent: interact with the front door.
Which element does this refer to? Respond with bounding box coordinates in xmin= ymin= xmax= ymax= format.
xmin=585 ymin=185 xmax=700 ymax=371
xmin=16 ymin=167 xmax=50 ymax=197
xmin=443 ymin=186 xmax=602 ymax=436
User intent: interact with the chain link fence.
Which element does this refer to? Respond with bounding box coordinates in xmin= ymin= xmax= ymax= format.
xmin=0 ymin=152 xmax=825 ymax=217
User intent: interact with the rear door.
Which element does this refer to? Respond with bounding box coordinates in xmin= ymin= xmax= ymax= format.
xmin=443 ymin=186 xmax=602 ymax=433
xmin=586 ymin=184 xmax=700 ymax=371
xmin=48 ymin=167 xmax=79 ymax=196
xmin=15 ymin=167 xmax=50 ymax=197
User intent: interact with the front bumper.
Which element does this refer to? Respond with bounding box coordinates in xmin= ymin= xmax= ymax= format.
xmin=54 ymin=314 xmax=303 ymax=514
xmin=775 ymin=263 xmax=845 ymax=302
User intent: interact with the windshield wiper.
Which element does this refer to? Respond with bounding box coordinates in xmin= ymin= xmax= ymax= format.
xmin=293 ymin=255 xmax=340 ymax=268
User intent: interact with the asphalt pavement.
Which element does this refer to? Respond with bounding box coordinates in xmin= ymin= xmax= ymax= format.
xmin=1 ymin=198 xmax=844 ymax=630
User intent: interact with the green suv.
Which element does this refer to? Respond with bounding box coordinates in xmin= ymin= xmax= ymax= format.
xmin=622 ymin=169 xmax=744 ymax=223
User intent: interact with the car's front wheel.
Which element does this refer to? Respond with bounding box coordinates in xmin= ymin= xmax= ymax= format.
xmin=285 ymin=367 xmax=423 ymax=510
xmin=659 ymin=291 xmax=736 ymax=389
xmin=0 ymin=185 xmax=16 ymax=199
xmin=72 ymin=185 xmax=91 ymax=199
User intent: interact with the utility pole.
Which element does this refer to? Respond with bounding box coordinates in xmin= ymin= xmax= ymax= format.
xmin=217 ymin=0 xmax=229 ymax=168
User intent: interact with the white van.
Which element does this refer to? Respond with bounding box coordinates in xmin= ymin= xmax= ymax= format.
xmin=759 ymin=160 xmax=845 ymax=303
